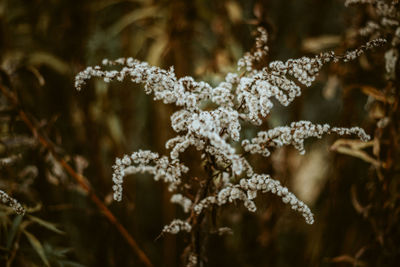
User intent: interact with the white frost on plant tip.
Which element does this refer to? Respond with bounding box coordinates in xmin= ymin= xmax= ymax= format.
xmin=0 ymin=190 xmax=25 ymax=215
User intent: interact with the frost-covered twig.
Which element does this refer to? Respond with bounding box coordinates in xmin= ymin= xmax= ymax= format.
xmin=242 ymin=121 xmax=370 ymax=157
xmin=0 ymin=190 xmax=25 ymax=215
xmin=193 ymin=174 xmax=314 ymax=224
xmin=162 ymin=219 xmax=192 ymax=234
xmin=112 ymin=150 xmax=188 ymax=201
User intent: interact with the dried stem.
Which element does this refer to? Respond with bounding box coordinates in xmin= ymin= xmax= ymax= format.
xmin=189 ymin=152 xmax=217 ymax=266
xmin=0 ymin=84 xmax=154 ymax=267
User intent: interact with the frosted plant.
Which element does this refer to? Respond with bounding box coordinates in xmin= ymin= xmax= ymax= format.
xmin=162 ymin=219 xmax=192 ymax=234
xmin=242 ymin=121 xmax=370 ymax=157
xmin=0 ymin=190 xmax=25 ymax=215
xmin=345 ymin=0 xmax=399 ymax=80
xmin=170 ymin=194 xmax=192 ymax=213
xmin=345 ymin=0 xmax=399 ymax=31
xmin=76 ymin=27 xmax=384 ymax=265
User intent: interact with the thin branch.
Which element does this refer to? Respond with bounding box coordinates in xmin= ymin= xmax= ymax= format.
xmin=0 ymin=84 xmax=154 ymax=267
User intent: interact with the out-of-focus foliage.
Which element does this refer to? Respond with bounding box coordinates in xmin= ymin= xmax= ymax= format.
xmin=0 ymin=0 xmax=398 ymax=266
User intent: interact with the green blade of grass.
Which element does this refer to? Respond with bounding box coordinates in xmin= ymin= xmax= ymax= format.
xmin=23 ymin=230 xmax=50 ymax=267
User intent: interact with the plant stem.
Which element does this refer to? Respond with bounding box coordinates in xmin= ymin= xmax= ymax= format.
xmin=0 ymin=84 xmax=154 ymax=267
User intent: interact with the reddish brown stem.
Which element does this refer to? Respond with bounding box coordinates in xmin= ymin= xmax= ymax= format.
xmin=0 ymin=85 xmax=153 ymax=267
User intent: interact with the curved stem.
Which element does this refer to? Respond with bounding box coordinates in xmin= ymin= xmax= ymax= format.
xmin=0 ymin=84 xmax=154 ymax=267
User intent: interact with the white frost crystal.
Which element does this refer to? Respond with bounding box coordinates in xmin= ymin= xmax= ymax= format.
xmin=162 ymin=219 xmax=192 ymax=234
xmin=0 ymin=190 xmax=25 ymax=215
xmin=171 ymin=194 xmax=192 ymax=213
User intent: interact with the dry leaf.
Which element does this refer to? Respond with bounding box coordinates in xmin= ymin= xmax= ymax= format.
xmin=323 ymin=75 xmax=339 ymax=100
xmin=302 ymin=35 xmax=341 ymax=53
xmin=225 ymin=1 xmax=242 ymax=23
xmin=353 ymin=85 xmax=395 ymax=104
xmin=330 ymin=254 xmax=366 ymax=266
xmin=331 ymin=139 xmax=381 ymax=167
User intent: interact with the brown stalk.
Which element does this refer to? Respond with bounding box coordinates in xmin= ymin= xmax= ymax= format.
xmin=0 ymin=84 xmax=153 ymax=267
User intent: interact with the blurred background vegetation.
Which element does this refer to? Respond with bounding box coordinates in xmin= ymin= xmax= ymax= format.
xmin=0 ymin=0 xmax=398 ymax=266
